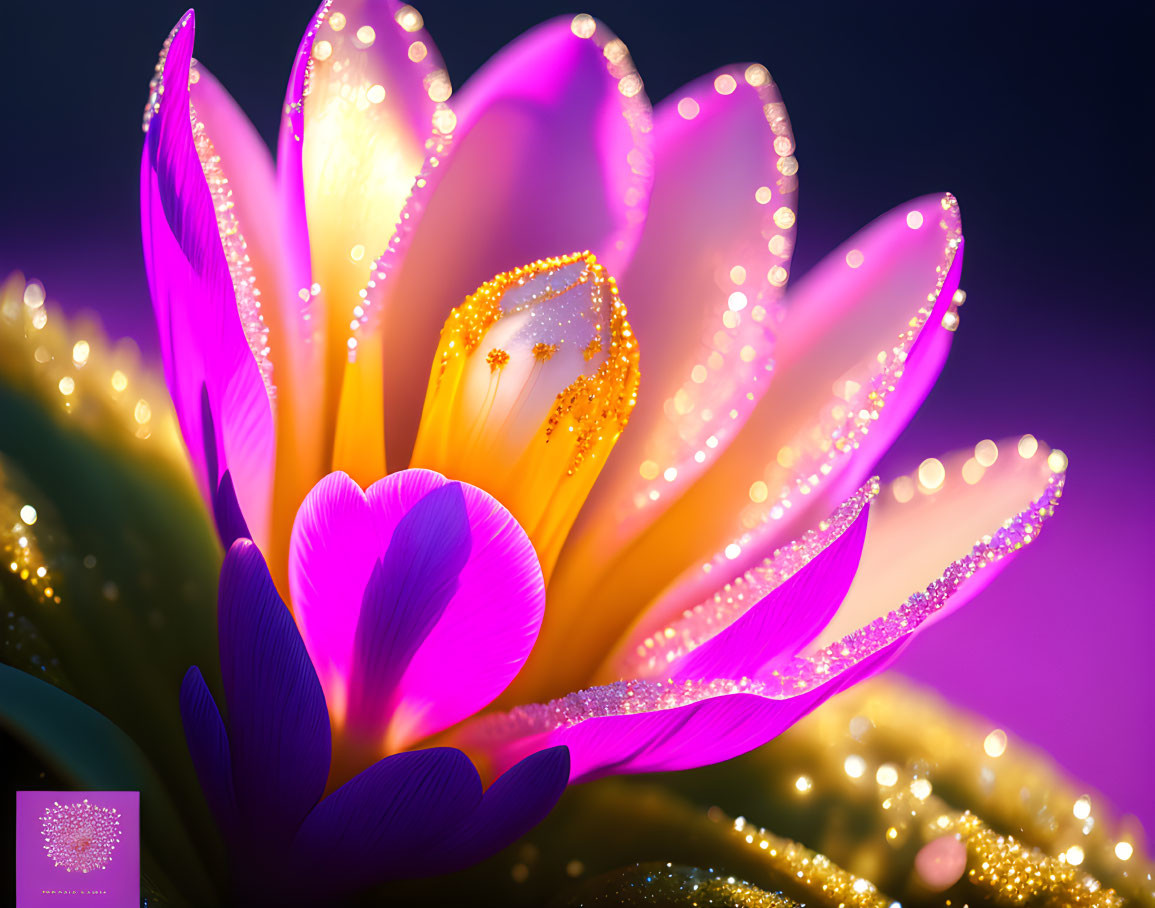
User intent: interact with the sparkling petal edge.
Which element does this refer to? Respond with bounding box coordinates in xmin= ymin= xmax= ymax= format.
xmin=470 ymin=463 xmax=1064 ymax=741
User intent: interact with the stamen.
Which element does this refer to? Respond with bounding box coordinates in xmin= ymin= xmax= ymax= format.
xmin=411 ymin=252 xmax=640 ymax=575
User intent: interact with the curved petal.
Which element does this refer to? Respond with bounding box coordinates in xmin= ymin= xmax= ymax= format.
xmin=463 ymin=651 xmax=892 ymax=784
xmin=289 ymin=469 xmax=545 ymax=747
xmin=192 ymin=57 xmax=331 ymax=567
xmin=813 ymin=435 xmax=1067 ymax=647
xmin=605 ymin=482 xmax=873 ymax=684
xmin=533 ymin=193 xmax=963 ymax=701
xmin=278 ymin=0 xmax=448 ymax=485
xmin=377 ymin=15 xmax=653 ymax=465
xmin=218 ymin=540 xmax=331 ymax=844
xmin=141 ymin=13 xmax=275 ymax=547
xmin=290 ymin=747 xmax=481 ymax=895
xmin=288 ymin=470 xmax=384 ymax=715
xmin=212 ymin=470 xmax=252 ymax=548
xmin=563 ymin=62 xmax=799 ymax=566
xmin=178 ymin=666 xmax=237 ymax=835
xmin=464 ymin=437 xmax=1064 ymax=781
xmin=345 ymin=483 xmax=472 ymax=748
xmin=427 ymin=745 xmax=571 ymax=874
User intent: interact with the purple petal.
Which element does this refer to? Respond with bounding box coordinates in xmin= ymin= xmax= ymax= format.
xmin=290 ymin=469 xmax=545 ymax=749
xmin=813 ymin=437 xmax=1066 ymax=646
xmin=564 ymin=63 xmax=799 ymax=561
xmin=345 ymin=483 xmax=471 ymax=745
xmin=378 ymin=15 xmax=653 ymax=464
xmin=212 ymin=470 xmax=252 ymax=547
xmin=536 ymin=194 xmax=963 ymax=701
xmin=218 ymin=540 xmax=330 ymax=843
xmin=179 ymin=666 xmax=237 ymax=834
xmin=141 ymin=13 xmax=275 ymax=547
xmin=642 ymin=195 xmax=965 ymax=614
xmin=427 ymin=746 xmax=570 ymax=874
xmin=290 ymin=747 xmax=481 ymax=894
xmin=606 ymin=482 xmax=875 ymax=683
xmin=462 ymin=652 xmax=890 ymax=784
xmin=464 ymin=437 xmax=1066 ymax=783
xmin=287 ymin=470 xmax=382 ymax=717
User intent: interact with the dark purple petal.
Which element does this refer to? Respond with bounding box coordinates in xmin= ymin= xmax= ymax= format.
xmin=179 ymin=666 xmax=237 ymax=834
xmin=290 ymin=747 xmax=481 ymax=895
xmin=213 ymin=470 xmax=252 ymax=547
xmin=218 ymin=540 xmax=330 ymax=844
xmin=427 ymin=746 xmax=570 ymax=874
xmin=345 ymin=483 xmax=471 ymax=742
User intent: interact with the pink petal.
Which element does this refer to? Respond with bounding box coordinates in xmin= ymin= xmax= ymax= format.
xmin=192 ymin=62 xmax=329 ymax=554
xmin=607 ymin=482 xmax=874 ymax=683
xmin=656 ymin=195 xmax=964 ymax=613
xmin=288 ymin=469 xmax=545 ymax=748
xmin=536 ymin=194 xmax=962 ymax=699
xmin=141 ymin=13 xmax=275 ymax=547
xmin=813 ymin=436 xmax=1066 ymax=648
xmin=376 ymin=15 xmax=653 ymax=464
xmin=564 ymin=64 xmax=798 ymax=562
xmin=464 ymin=648 xmax=895 ymax=783
xmin=277 ymin=0 xmax=448 ymax=472
xmin=345 ymin=483 xmax=472 ymax=745
xmin=465 ymin=436 xmax=1064 ymax=781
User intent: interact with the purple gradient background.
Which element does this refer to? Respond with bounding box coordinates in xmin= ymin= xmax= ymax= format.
xmin=15 ymin=791 xmax=139 ymax=907
xmin=2 ymin=0 xmax=1152 ymax=829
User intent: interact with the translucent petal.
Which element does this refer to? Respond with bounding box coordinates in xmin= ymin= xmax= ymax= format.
xmin=533 ymin=193 xmax=962 ymax=701
xmin=372 ymin=16 xmax=653 ymax=466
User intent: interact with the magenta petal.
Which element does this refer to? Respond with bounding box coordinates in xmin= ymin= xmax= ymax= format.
xmin=607 ymin=481 xmax=876 ymax=683
xmin=667 ymin=498 xmax=867 ymax=683
xmin=290 ymin=747 xmax=481 ymax=894
xmin=565 ymin=65 xmax=798 ymax=558
xmin=345 ymin=483 xmax=472 ymax=742
xmin=289 ymin=469 xmax=545 ymax=747
xmin=379 ymin=15 xmax=653 ymax=462
xmin=542 ymin=196 xmax=964 ymax=683
xmin=276 ymin=0 xmax=448 ymax=442
xmin=275 ymin=2 xmax=322 ymax=354
xmin=290 ymin=470 xmax=390 ymax=719
xmin=141 ymin=13 xmax=275 ymax=546
xmin=679 ymin=195 xmax=964 ymax=597
xmin=464 ymin=647 xmax=894 ymax=784
xmin=462 ymin=443 xmax=1066 ymax=783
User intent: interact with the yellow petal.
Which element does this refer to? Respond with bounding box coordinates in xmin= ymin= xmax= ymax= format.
xmin=410 ymin=253 xmax=639 ymax=576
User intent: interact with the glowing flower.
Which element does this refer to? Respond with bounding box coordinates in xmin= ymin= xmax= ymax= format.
xmin=143 ymin=0 xmax=1068 ymax=890
xmin=180 ymin=530 xmax=566 ymax=900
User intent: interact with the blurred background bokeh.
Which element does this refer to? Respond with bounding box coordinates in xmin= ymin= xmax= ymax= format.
xmin=4 ymin=0 xmax=1152 ymax=829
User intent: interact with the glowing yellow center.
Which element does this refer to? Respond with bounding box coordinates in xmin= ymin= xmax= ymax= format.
xmin=410 ymin=252 xmax=640 ymax=575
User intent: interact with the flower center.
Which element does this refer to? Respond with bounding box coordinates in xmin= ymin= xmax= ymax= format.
xmin=410 ymin=252 xmax=639 ymax=575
